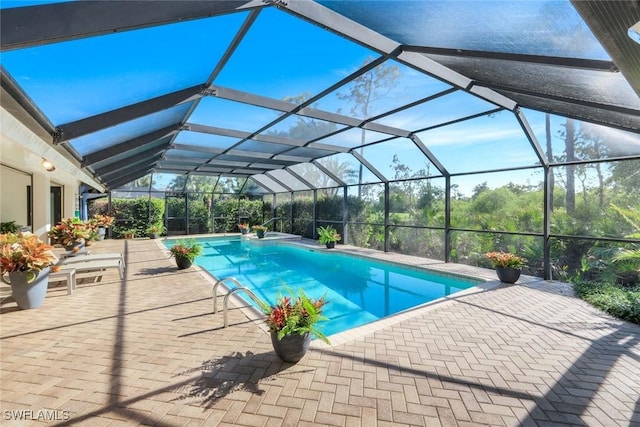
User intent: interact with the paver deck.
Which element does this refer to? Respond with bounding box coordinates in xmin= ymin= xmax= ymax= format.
xmin=1 ymin=237 xmax=639 ymax=426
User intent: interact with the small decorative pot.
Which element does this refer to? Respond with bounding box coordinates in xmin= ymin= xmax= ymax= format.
xmin=325 ymin=241 xmax=335 ymax=249
xmin=97 ymin=227 xmax=106 ymax=241
xmin=256 ymin=230 xmax=265 ymax=239
xmin=496 ymin=267 xmax=521 ymax=284
xmin=9 ymin=267 xmax=50 ymax=309
xmin=148 ymin=233 xmax=159 ymax=239
xmin=270 ymin=332 xmax=311 ymax=363
xmin=175 ymin=257 xmax=192 ymax=270
xmin=240 ymin=228 xmax=248 ymax=235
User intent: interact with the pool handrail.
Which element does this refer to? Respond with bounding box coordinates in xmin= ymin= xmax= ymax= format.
xmin=212 ymin=277 xmax=244 ymax=313
xmin=260 ymin=217 xmax=280 ymax=228
xmin=222 ymin=287 xmax=266 ymax=328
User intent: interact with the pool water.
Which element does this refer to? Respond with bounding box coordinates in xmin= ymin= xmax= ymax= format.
xmin=171 ymin=237 xmax=477 ymax=337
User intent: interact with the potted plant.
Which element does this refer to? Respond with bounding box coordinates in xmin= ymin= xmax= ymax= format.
xmin=92 ymin=214 xmax=114 ymax=240
xmin=122 ymin=229 xmax=136 ymax=239
xmin=261 ymin=288 xmax=330 ymax=363
xmin=238 ymin=223 xmax=250 ymax=235
xmin=48 ymin=217 xmax=91 ymax=251
xmin=146 ymin=223 xmax=165 ymax=239
xmin=485 ymin=251 xmax=527 ymax=284
xmin=253 ymin=225 xmax=268 ymax=239
xmin=0 ymin=232 xmax=57 ymax=309
xmin=317 ymin=225 xmax=341 ymax=249
xmin=169 ymin=239 xmax=203 ymax=269
xmin=0 ymin=221 xmax=19 ymax=233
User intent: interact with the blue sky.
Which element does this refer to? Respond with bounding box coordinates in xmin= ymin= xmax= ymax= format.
xmin=1 ymin=1 xmax=638 ymax=195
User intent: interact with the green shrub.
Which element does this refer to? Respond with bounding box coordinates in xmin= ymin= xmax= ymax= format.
xmin=572 ymin=280 xmax=640 ymax=325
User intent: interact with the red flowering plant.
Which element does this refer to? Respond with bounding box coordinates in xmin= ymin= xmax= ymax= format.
xmin=261 ymin=288 xmax=330 ymax=344
xmin=485 ymin=251 xmax=527 ymax=269
xmin=168 ymin=240 xmax=203 ymax=262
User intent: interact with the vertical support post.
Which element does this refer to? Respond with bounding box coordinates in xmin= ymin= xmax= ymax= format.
xmin=544 ymin=165 xmax=553 ymax=280
xmin=384 ymin=182 xmax=390 ymax=253
xmin=444 ymin=176 xmax=451 ymax=262
xmin=289 ymin=191 xmax=294 ymax=234
xmin=313 ymin=189 xmax=318 ymax=240
xmin=342 ymin=185 xmax=348 ymax=244
xmin=184 ymin=193 xmax=189 ymax=235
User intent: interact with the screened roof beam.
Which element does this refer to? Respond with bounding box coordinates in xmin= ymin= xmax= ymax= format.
xmin=162 ymin=157 xmax=215 ymax=167
xmin=514 ymin=109 xmax=547 ymax=168
xmin=402 ymin=46 xmax=619 ymax=72
xmin=284 ymin=168 xmax=317 ymax=190
xmin=249 ymin=177 xmax=275 ymax=193
xmin=187 ymin=122 xmax=314 ymax=148
xmin=408 ymin=135 xmax=449 ymax=177
xmin=82 ymin=124 xmax=181 ymax=167
xmin=104 ymin=166 xmax=156 ymax=189
xmin=312 ymin=160 xmax=347 ymax=187
xmin=1 ymin=1 xmax=265 ymax=52
xmin=264 ymin=172 xmax=295 ymax=192
xmin=98 ymin=155 xmax=163 ymax=181
xmin=414 ymin=107 xmax=503 ymax=134
xmin=396 ymin=51 xmax=517 ymax=110
xmin=215 ymin=155 xmax=299 ymax=166
xmin=202 ymin=56 xmax=391 ymax=163
xmin=571 ymin=0 xmax=640 ymax=97
xmin=174 ymin=9 xmax=262 ymax=153
xmin=54 ymin=85 xmax=203 ymax=143
xmin=350 ymin=151 xmax=388 ymax=183
xmin=92 ymin=146 xmax=167 ymax=176
xmin=172 ymin=144 xmax=225 ymax=156
xmin=477 ymin=81 xmax=639 ymax=117
xmin=283 ymin=0 xmax=399 ymax=57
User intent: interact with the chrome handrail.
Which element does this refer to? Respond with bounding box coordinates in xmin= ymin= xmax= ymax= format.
xmin=223 ymin=287 xmax=265 ymax=328
xmin=260 ymin=217 xmax=280 ymax=227
xmin=212 ymin=277 xmax=244 ymax=314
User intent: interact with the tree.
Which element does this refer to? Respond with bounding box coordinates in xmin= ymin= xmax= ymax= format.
xmin=564 ymin=118 xmax=576 ymax=213
xmin=337 ymin=58 xmax=400 ymax=196
xmin=545 ymin=113 xmax=554 ymax=210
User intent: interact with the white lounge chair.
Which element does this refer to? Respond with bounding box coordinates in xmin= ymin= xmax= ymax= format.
xmin=60 ymin=253 xmax=125 ymax=268
xmin=56 ymin=258 xmax=125 ymax=293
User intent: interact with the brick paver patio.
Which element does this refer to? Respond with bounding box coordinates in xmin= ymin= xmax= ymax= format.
xmin=1 ymin=237 xmax=639 ymax=426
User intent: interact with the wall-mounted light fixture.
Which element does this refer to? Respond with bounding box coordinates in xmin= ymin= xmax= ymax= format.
xmin=629 ymin=21 xmax=640 ymax=45
xmin=42 ymin=159 xmax=56 ymax=172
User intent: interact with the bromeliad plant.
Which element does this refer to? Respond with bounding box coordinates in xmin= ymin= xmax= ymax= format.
xmin=261 ymin=288 xmax=330 ymax=344
xmin=485 ymin=251 xmax=527 ymax=269
xmin=0 ymin=232 xmax=57 ymax=274
xmin=169 ymin=240 xmax=203 ymax=262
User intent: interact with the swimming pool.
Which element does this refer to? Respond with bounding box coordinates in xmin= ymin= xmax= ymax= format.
xmin=168 ymin=237 xmax=478 ymax=337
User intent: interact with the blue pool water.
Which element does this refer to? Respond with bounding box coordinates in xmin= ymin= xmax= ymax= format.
xmin=168 ymin=237 xmax=478 ymax=337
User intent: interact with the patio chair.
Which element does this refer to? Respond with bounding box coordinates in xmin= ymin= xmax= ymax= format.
xmin=49 ymin=269 xmax=76 ymax=295
xmin=60 ymin=252 xmax=125 ymax=268
xmin=55 ymin=258 xmax=125 ymax=293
